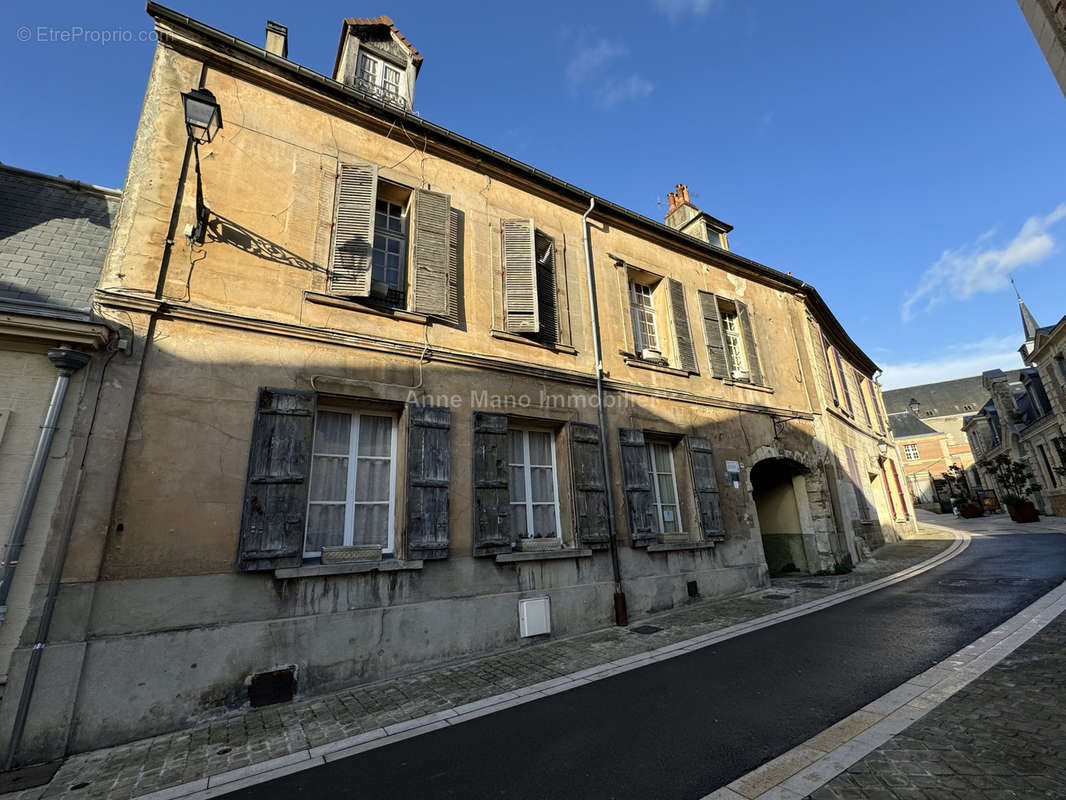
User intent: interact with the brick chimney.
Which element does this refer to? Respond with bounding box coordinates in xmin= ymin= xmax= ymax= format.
xmin=265 ymin=20 xmax=288 ymax=58
xmin=664 ymin=183 xmax=732 ymax=250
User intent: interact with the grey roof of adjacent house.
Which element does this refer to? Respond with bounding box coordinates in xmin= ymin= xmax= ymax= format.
xmin=887 ymin=411 xmax=939 ymax=440
xmin=0 ymin=164 xmax=120 ymax=320
xmin=882 ymin=372 xmax=1022 ymax=419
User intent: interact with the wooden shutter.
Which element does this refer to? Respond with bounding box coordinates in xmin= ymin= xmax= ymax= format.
xmin=835 ymin=351 xmax=854 ymax=414
xmin=854 ymin=369 xmax=872 ymax=426
xmin=502 ymin=218 xmax=538 ymax=333
xmin=619 ymin=428 xmax=656 ymax=546
xmin=698 ymin=291 xmax=730 ymax=378
xmin=669 ymin=279 xmax=698 ymax=373
xmin=237 ymin=388 xmax=316 ymax=571
xmin=472 ymin=412 xmax=511 ymax=556
xmin=871 ymin=385 xmax=886 ymax=432
xmin=443 ymin=208 xmax=463 ymax=325
xmin=736 ymin=300 xmax=763 ymax=385
xmin=687 ymin=436 xmax=724 ymax=541
xmin=820 ymin=331 xmax=840 ymax=405
xmin=411 ymin=189 xmax=452 ymax=317
xmin=533 ymin=230 xmax=558 ymax=345
xmin=329 ymin=162 xmax=377 ymax=296
xmin=406 ymin=405 xmax=451 ymax=560
xmin=844 ymin=445 xmax=872 ymax=520
xmin=569 ymin=422 xmax=610 ymax=549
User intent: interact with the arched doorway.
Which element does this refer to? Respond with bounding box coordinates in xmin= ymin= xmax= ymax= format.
xmin=751 ymin=457 xmax=812 ymax=575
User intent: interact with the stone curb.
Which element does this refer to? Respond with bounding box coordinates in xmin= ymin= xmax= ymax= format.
xmin=701 ymin=557 xmax=1066 ymax=799
xmin=127 ymin=528 xmax=970 ymax=800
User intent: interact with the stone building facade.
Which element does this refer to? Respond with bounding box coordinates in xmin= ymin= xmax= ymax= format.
xmin=1018 ymin=0 xmax=1066 ymax=98
xmin=0 ymin=5 xmax=912 ymax=764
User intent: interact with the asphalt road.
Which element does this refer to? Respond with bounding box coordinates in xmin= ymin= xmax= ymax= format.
xmin=233 ymin=531 xmax=1066 ymax=800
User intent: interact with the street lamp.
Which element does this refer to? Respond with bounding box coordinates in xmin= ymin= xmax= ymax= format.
xmin=181 ymin=88 xmax=222 ymax=144
xmin=877 ymin=440 xmax=889 ymax=458
xmin=180 ymin=88 xmax=223 ymax=243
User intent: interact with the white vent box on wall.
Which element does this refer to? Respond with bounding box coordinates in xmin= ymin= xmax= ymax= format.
xmin=518 ymin=596 xmax=551 ymax=637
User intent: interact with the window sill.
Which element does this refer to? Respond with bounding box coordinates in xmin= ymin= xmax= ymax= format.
xmin=646 ymin=541 xmax=717 ymax=553
xmin=490 ymin=329 xmax=577 ymax=354
xmin=495 ymin=548 xmax=593 ymax=564
xmin=274 ymin=558 xmax=424 ymax=579
xmin=722 ymin=378 xmax=774 ymax=394
xmin=619 ymin=351 xmax=693 ymax=377
xmin=304 ymin=291 xmax=429 ymax=324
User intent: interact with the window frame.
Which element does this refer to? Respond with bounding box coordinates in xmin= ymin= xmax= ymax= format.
xmin=507 ymin=426 xmax=564 ymax=545
xmin=356 ymin=51 xmax=405 ymax=105
xmin=717 ymin=299 xmax=748 ymax=377
xmin=629 ymin=279 xmax=661 ymax=355
xmin=371 ymin=195 xmax=409 ymax=303
xmin=304 ymin=406 xmax=400 ymax=558
xmin=903 ymin=443 xmax=920 ymax=461
xmin=645 ymin=438 xmax=681 ymax=534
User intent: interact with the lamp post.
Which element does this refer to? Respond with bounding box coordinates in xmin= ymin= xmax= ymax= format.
xmin=180 ymin=88 xmax=222 ymax=243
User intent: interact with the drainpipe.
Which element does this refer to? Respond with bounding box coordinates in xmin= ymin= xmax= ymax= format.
xmin=581 ymin=198 xmax=628 ymax=627
xmin=0 ymin=347 xmax=90 ymax=623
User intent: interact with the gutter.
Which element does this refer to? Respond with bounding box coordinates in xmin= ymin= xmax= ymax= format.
xmin=143 ymin=1 xmax=878 ymax=375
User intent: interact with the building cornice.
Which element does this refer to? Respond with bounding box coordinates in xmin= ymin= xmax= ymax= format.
xmin=0 ymin=310 xmax=111 ymax=348
xmin=143 ymin=1 xmax=878 ymax=376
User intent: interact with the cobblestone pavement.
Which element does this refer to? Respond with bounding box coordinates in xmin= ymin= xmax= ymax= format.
xmin=9 ymin=529 xmax=957 ymax=800
xmin=809 ymin=608 xmax=1066 ymax=800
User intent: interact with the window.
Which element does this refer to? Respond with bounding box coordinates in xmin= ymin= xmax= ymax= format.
xmin=630 ymin=280 xmax=660 ymax=355
xmin=854 ymin=370 xmax=872 ymax=426
xmin=330 ymin=163 xmax=457 ymax=321
xmin=305 ymin=409 xmax=398 ymax=557
xmin=963 ymin=403 xmax=975 ymax=412
xmin=645 ymin=440 xmax=681 ymax=533
xmin=1038 ymin=443 xmax=1058 ymax=488
xmin=834 ymin=351 xmax=854 ymax=415
xmin=500 ymin=219 xmax=560 ymax=346
xmin=820 ymin=332 xmax=839 ymax=405
xmin=355 ymin=51 xmax=406 ymax=108
xmin=903 ymin=443 xmax=920 ymax=461
xmin=507 ymin=428 xmax=562 ymax=544
xmin=719 ymin=304 xmax=747 ymax=375
xmin=698 ymin=291 xmax=762 ymax=382
xmin=1055 ymin=353 xmax=1066 ymax=382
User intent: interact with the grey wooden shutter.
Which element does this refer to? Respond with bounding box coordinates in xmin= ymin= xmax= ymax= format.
xmin=698 ymin=291 xmax=730 ymax=378
xmin=533 ymin=230 xmax=558 ymax=345
xmin=406 ymin=404 xmax=451 ymax=560
xmin=669 ymin=279 xmax=698 ymax=373
xmin=835 ymin=351 xmax=854 ymax=414
xmin=411 ymin=189 xmax=452 ymax=317
xmin=735 ymin=300 xmax=763 ymax=385
xmin=844 ymin=445 xmax=872 ymax=519
xmin=502 ymin=218 xmax=539 ymax=333
xmin=443 ymin=208 xmax=463 ymax=325
xmin=569 ymin=422 xmax=610 ymax=549
xmin=619 ymin=428 xmax=656 ymax=546
xmin=472 ymin=412 xmax=511 ymax=556
xmin=237 ymin=388 xmax=316 ymax=571
xmin=329 ymin=162 xmax=377 ymax=296
xmin=687 ymin=436 xmax=724 ymax=541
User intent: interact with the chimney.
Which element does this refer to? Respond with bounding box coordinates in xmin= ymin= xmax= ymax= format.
xmin=265 ymin=20 xmax=288 ymax=58
xmin=664 ymin=183 xmax=731 ymax=249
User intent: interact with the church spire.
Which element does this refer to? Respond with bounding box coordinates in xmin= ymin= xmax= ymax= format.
xmin=1012 ymin=276 xmax=1039 ymax=342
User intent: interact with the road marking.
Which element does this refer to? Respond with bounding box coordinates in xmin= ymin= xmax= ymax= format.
xmin=132 ymin=530 xmax=970 ymax=800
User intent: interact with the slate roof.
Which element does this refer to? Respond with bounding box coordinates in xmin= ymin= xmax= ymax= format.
xmin=0 ymin=164 xmax=120 ymax=317
xmin=882 ymin=372 xmax=1022 ymax=419
xmin=887 ymin=411 xmax=940 ymax=440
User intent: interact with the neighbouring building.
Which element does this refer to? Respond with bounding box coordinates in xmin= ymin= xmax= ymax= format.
xmin=883 ymin=375 xmax=1012 ymax=505
xmin=966 ymin=298 xmax=1066 ymax=516
xmin=1018 ymin=0 xmax=1066 ymax=98
xmin=0 ymin=166 xmax=119 ymax=708
xmin=0 ymin=5 xmax=913 ymax=764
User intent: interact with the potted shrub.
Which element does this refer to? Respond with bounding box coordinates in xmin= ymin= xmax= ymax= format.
xmin=978 ymin=455 xmax=1040 ymax=523
xmin=516 ymin=534 xmax=562 ymax=552
xmin=959 ymin=502 xmax=983 ymax=518
xmin=943 ymin=464 xmax=982 ymax=518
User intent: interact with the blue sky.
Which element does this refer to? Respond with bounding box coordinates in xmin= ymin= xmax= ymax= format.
xmin=3 ymin=0 xmax=1064 ymax=388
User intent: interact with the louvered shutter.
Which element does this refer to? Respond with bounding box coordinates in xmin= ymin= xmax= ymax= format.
xmin=569 ymin=422 xmax=610 ymax=548
xmin=406 ymin=405 xmax=451 ymax=560
xmin=443 ymin=208 xmax=463 ymax=325
xmin=687 ymin=436 xmax=724 ymax=541
xmin=872 ymin=385 xmax=886 ymax=432
xmin=835 ymin=351 xmax=854 ymax=414
xmin=502 ymin=218 xmax=539 ymax=333
xmin=844 ymin=445 xmax=872 ymax=519
xmin=533 ymin=230 xmax=558 ymax=345
xmin=735 ymin=300 xmax=763 ymax=385
xmin=854 ymin=369 xmax=872 ymax=426
xmin=237 ymin=388 xmax=316 ymax=571
xmin=472 ymin=412 xmax=511 ymax=556
xmin=669 ymin=279 xmax=698 ymax=373
xmin=820 ymin=331 xmax=840 ymax=405
xmin=619 ymin=428 xmax=656 ymax=546
xmin=329 ymin=163 xmax=377 ymax=296
xmin=411 ymin=189 xmax=452 ymax=317
xmin=698 ymin=291 xmax=730 ymax=378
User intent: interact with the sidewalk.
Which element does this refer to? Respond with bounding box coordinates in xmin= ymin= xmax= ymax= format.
xmin=3 ymin=524 xmax=962 ymax=800
xmin=810 ymin=591 xmax=1066 ymax=800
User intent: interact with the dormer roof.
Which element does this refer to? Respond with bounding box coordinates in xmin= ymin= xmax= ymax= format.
xmin=332 ymin=16 xmax=423 ymax=80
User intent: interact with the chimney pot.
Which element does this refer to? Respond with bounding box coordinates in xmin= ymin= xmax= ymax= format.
xmin=265 ymin=20 xmax=288 ymax=58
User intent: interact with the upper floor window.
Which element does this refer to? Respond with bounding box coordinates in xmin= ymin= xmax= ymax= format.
xmin=719 ymin=304 xmax=747 ymax=375
xmin=355 ymin=51 xmax=405 ymax=108
xmin=629 ymin=280 xmax=660 ymax=357
xmin=903 ymin=443 xmax=920 ymax=461
xmin=834 ymin=351 xmax=854 ymax=415
xmin=372 ymin=196 xmax=407 ymax=306
xmin=499 ymin=219 xmax=560 ymax=347
xmin=820 ymin=331 xmax=840 ymax=405
xmin=699 ymin=290 xmax=763 ymax=384
xmin=854 ymin=370 xmax=873 ymax=426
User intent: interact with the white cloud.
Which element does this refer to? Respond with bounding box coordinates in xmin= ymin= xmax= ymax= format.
xmin=653 ymin=0 xmax=717 ymax=21
xmin=879 ymin=344 xmax=1025 ymax=390
xmin=562 ymin=34 xmax=654 ymax=108
xmin=901 ymin=203 xmax=1066 ymax=322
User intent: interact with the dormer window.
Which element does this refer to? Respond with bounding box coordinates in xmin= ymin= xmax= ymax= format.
xmin=355 ymin=51 xmax=405 ymax=108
